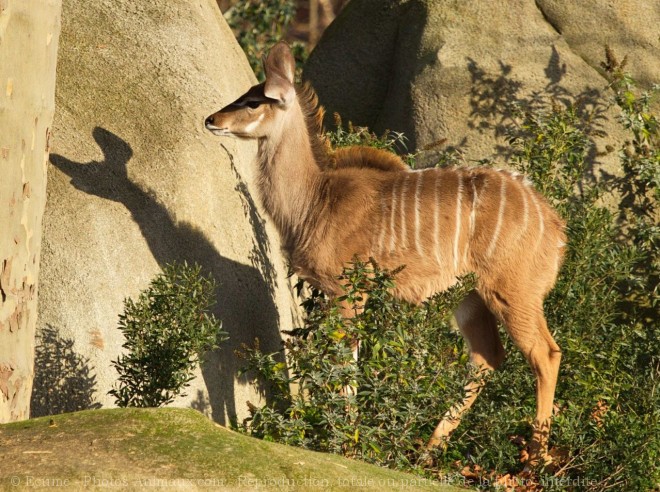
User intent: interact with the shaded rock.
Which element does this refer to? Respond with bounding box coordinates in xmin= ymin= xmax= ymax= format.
xmin=38 ymin=0 xmax=299 ymax=423
xmin=304 ymin=0 xmax=659 ymax=170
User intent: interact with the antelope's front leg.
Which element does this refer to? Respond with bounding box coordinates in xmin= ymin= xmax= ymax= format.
xmin=338 ymin=298 xmax=365 ymax=362
xmin=337 ymin=298 xmax=366 ymax=397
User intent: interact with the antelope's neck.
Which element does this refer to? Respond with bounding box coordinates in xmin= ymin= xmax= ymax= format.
xmin=256 ymin=104 xmax=323 ymax=249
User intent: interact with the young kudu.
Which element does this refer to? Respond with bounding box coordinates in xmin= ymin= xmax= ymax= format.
xmin=205 ymin=42 xmax=565 ymax=465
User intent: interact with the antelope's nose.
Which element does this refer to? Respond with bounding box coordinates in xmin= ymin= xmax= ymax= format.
xmin=205 ymin=115 xmax=214 ymax=127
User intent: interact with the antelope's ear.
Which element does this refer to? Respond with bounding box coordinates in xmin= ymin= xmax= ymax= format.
xmin=264 ymin=41 xmax=296 ymax=106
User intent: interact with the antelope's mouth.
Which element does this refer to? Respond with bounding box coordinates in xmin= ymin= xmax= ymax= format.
xmin=204 ymin=116 xmax=230 ymax=136
xmin=206 ymin=125 xmax=254 ymax=139
xmin=206 ymin=125 xmax=230 ymax=137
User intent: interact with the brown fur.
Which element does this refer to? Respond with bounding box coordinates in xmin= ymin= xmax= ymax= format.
xmin=205 ymin=42 xmax=566 ymax=466
xmin=331 ymin=146 xmax=409 ymax=172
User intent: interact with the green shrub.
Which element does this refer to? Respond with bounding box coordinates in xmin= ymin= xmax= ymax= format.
xmin=239 ymin=261 xmax=476 ymax=471
xmin=239 ymin=58 xmax=659 ymax=491
xmin=225 ymin=0 xmax=307 ymax=81
xmin=109 ymin=262 xmax=226 ymax=408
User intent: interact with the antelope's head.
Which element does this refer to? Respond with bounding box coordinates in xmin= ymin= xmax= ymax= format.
xmin=205 ymin=42 xmax=296 ymax=139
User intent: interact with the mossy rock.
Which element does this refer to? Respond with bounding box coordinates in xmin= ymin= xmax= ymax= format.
xmin=0 ymin=408 xmax=464 ymax=491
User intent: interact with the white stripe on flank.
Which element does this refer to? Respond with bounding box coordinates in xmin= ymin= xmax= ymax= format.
xmin=390 ymin=180 xmax=399 ymax=252
xmin=519 ymin=184 xmax=529 ymax=243
xmin=486 ymin=174 xmax=507 ymax=258
xmin=433 ymin=173 xmax=442 ymax=267
xmin=453 ymin=173 xmax=464 ymax=270
xmin=400 ymin=174 xmax=409 ymax=249
xmin=377 ymin=195 xmax=388 ymax=254
xmin=464 ymin=176 xmax=478 ymax=265
xmin=528 ymin=190 xmax=545 ymax=249
xmin=469 ymin=177 xmax=478 ymax=239
xmin=414 ymin=171 xmax=424 ymax=256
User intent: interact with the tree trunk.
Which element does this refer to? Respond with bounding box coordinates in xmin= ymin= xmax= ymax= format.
xmin=0 ymin=0 xmax=62 ymax=422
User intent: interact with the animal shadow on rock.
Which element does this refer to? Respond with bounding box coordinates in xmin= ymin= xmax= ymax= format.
xmin=49 ymin=127 xmax=284 ymax=426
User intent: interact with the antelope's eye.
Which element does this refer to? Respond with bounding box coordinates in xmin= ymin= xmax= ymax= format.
xmin=246 ymin=100 xmax=261 ymax=109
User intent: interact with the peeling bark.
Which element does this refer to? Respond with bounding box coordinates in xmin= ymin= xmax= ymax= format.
xmin=0 ymin=0 xmax=62 ymax=423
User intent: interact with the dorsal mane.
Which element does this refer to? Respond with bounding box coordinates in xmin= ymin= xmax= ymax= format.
xmin=296 ymin=82 xmax=409 ymax=174
xmin=331 ymin=146 xmax=409 ymax=173
xmin=296 ymin=82 xmax=332 ymax=168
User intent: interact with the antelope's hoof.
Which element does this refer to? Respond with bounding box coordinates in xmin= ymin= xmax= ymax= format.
xmin=417 ymin=449 xmax=435 ymax=467
xmin=521 ymin=449 xmax=553 ymax=473
xmin=426 ymin=435 xmax=449 ymax=451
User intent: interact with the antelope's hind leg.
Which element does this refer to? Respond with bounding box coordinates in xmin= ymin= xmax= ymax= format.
xmin=427 ymin=292 xmax=505 ymax=448
xmin=512 ymin=311 xmax=561 ymax=466
xmin=486 ymin=291 xmax=562 ymax=466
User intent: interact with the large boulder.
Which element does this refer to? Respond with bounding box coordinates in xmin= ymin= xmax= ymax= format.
xmin=35 ymin=0 xmax=299 ymax=424
xmin=304 ymin=0 xmax=660 ymax=168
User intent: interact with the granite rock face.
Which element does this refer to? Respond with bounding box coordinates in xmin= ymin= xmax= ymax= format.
xmin=37 ymin=0 xmax=299 ymax=424
xmin=304 ymin=0 xmax=660 ymax=168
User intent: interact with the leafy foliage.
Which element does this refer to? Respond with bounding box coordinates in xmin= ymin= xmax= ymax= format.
xmin=110 ymin=262 xmax=226 ymax=408
xmin=225 ymin=0 xmax=307 ymax=81
xmin=602 ymin=48 xmax=659 ymax=334
xmin=239 ymin=261 xmax=476 ymax=470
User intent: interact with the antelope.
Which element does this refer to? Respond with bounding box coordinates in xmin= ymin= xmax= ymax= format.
xmin=205 ymin=42 xmax=565 ymax=466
